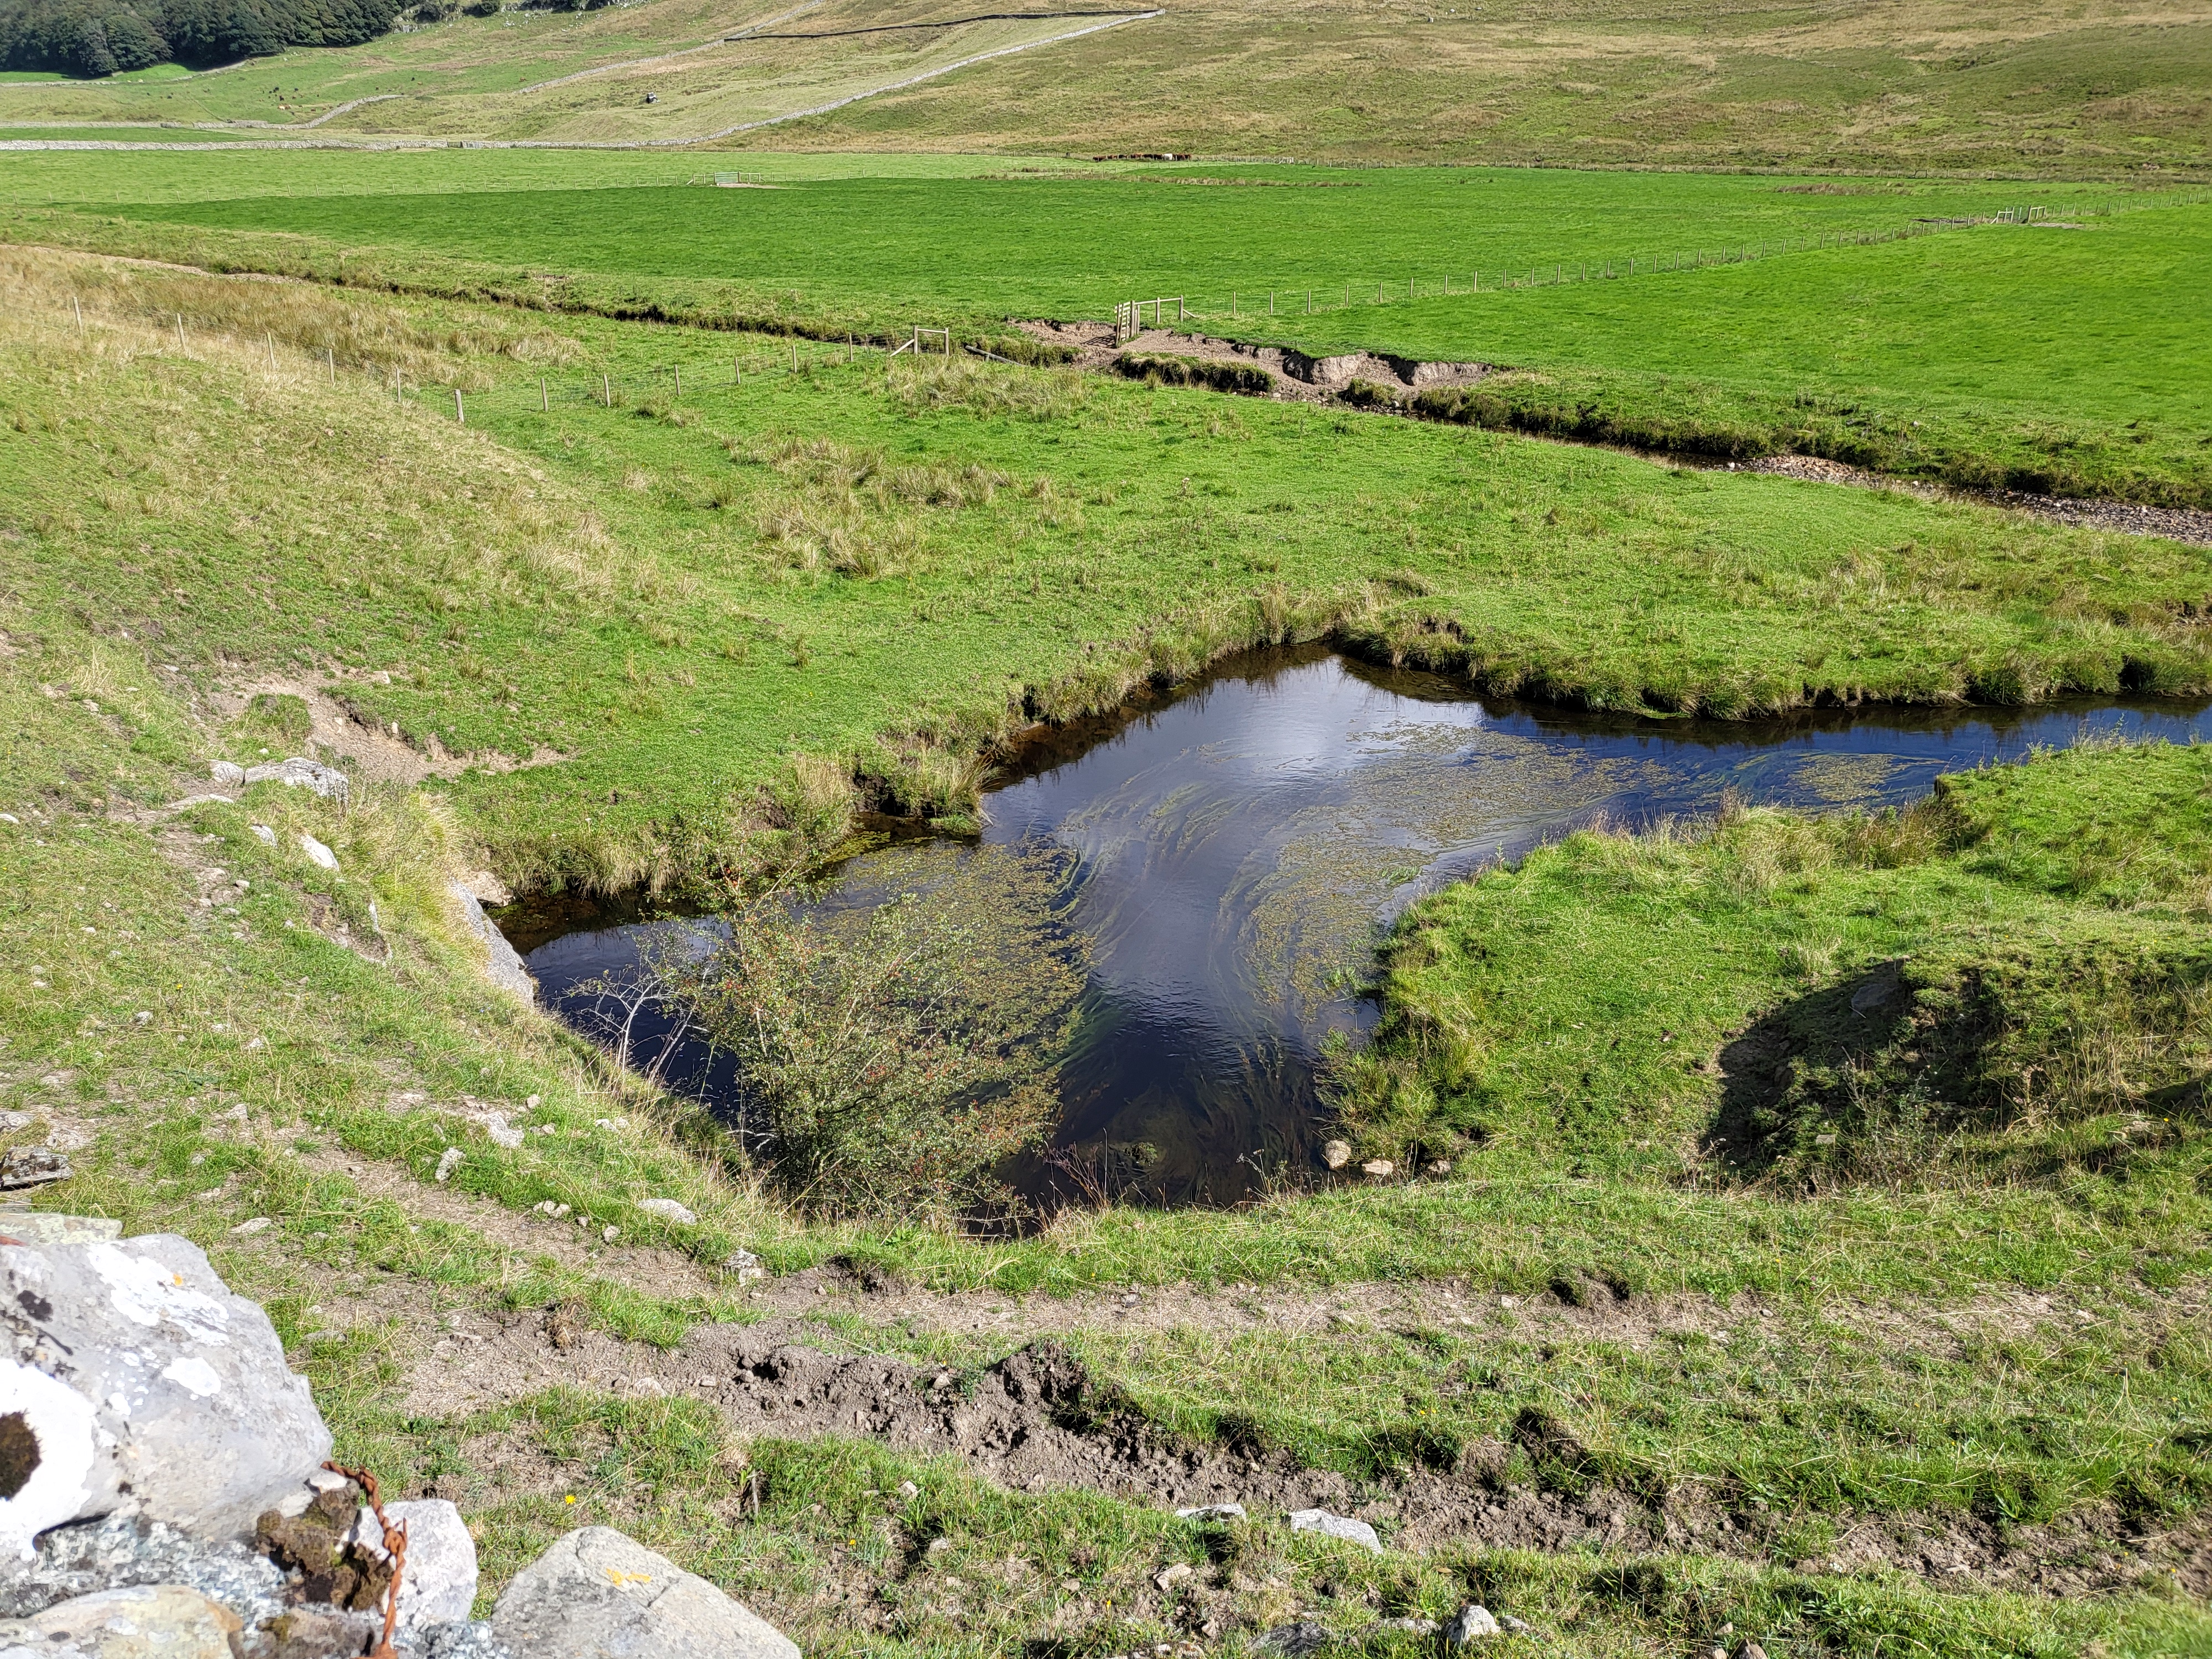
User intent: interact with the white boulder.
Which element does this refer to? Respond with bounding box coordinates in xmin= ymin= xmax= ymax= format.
xmin=0 ymin=1234 xmax=331 ymax=1551
xmin=491 ymin=1526 xmax=797 ymax=1658
xmin=345 ymin=1498 xmax=478 ymax=1636
xmin=1287 ymin=1508 xmax=1383 ymax=1554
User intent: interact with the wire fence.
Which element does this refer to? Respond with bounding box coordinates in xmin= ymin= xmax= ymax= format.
xmin=1110 ymin=189 xmax=2212 ymax=335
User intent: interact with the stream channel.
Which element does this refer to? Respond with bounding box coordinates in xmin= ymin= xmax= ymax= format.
xmin=494 ymin=646 xmax=2212 ymax=1208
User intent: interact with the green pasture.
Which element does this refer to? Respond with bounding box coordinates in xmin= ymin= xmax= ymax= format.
xmin=101 ymin=163 xmax=2108 ymax=320
xmin=24 ymin=160 xmax=2200 ymax=500
xmin=1219 ymin=204 xmax=2212 ymax=435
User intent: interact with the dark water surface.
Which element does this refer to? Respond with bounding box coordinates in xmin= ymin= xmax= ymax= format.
xmin=498 ymin=648 xmax=2212 ymax=1206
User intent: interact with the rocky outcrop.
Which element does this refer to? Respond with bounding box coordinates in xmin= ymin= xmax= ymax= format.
xmin=451 ymin=884 xmax=536 ymax=1004
xmin=0 ymin=1233 xmax=331 ymax=1553
xmin=211 ymin=759 xmax=350 ymax=804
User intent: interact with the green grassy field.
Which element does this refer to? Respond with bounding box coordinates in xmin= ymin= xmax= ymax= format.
xmin=9 ymin=157 xmax=2203 ymax=501
xmin=3 ymin=9 xmax=2211 ymax=1642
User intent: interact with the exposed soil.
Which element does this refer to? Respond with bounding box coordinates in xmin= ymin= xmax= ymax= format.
xmin=1752 ymin=453 xmax=2212 ymax=547
xmin=1020 ymin=320 xmax=2212 ymax=548
xmin=210 ymin=672 xmax=567 ymax=789
xmin=404 ymin=1298 xmax=2212 ymax=1601
xmin=1019 ymin=319 xmax=1490 ymax=405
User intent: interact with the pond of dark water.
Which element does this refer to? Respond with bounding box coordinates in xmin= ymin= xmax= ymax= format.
xmin=495 ymin=646 xmax=2212 ymax=1208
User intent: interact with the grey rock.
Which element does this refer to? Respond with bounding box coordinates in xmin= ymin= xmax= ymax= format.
xmin=0 ymin=1148 xmax=71 ymax=1190
xmin=1175 ymin=1502 xmax=1246 ymax=1522
xmin=1501 ymin=1615 xmax=1531 ymax=1634
xmin=1286 ymin=1509 xmax=1382 ymax=1554
xmin=1254 ymin=1620 xmax=1331 ymax=1655
xmin=474 ymin=1113 xmax=525 ymax=1152
xmin=490 ymin=1526 xmax=797 ymax=1658
xmin=635 ymin=1199 xmax=696 ymax=1227
xmin=1152 ymin=1562 xmax=1193 ymax=1591
xmin=0 ymin=1514 xmax=285 ymax=1623
xmin=1381 ymin=1616 xmax=1439 ymax=1634
xmin=0 ymin=1215 xmax=119 ymax=1245
xmin=346 ymin=1500 xmax=477 ymax=1637
xmin=1444 ymin=1603 xmax=1501 ymax=1642
xmin=723 ymin=1250 xmax=765 ymax=1285
xmin=251 ymin=825 xmax=278 ymax=847
xmin=260 ymin=1603 xmax=384 ymax=1657
xmin=0 ymin=1582 xmax=241 ymax=1657
xmin=298 ymin=834 xmax=340 ymax=873
xmin=450 ymin=885 xmax=534 ymax=1004
xmin=435 ymin=1147 xmax=465 ymax=1183
xmin=410 ymin=1621 xmax=513 ymax=1659
xmin=0 ymin=1232 xmax=331 ymax=1552
xmin=210 ymin=762 xmax=246 ymax=787
xmin=243 ymin=758 xmax=348 ymax=803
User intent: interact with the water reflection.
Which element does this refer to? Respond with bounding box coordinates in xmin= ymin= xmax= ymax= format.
xmin=503 ymin=647 xmax=2212 ymax=1207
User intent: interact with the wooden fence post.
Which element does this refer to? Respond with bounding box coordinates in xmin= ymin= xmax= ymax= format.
xmin=603 ymin=373 xmax=611 ymax=406
xmin=454 ymin=389 xmax=463 ymax=424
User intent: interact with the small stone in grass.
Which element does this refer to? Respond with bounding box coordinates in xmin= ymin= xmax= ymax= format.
xmin=637 ymin=1198 xmax=697 ymax=1227
xmin=1359 ymin=1158 xmax=1394 ymax=1178
xmin=298 ymin=833 xmax=339 ymax=873
xmin=1321 ymin=1139 xmax=1351 ymax=1170
xmin=1287 ymin=1509 xmax=1381 ymax=1553
xmin=1444 ymin=1603 xmax=1501 ymax=1642
xmin=231 ymin=1217 xmax=272 ymax=1235
xmin=602 ymin=1225 xmax=619 ymax=1243
xmin=1154 ymin=1563 xmax=1194 ymax=1591
xmin=435 ymin=1146 xmax=465 ymax=1183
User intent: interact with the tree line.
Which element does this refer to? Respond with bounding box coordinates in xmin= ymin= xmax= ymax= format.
xmin=0 ymin=0 xmax=401 ymax=75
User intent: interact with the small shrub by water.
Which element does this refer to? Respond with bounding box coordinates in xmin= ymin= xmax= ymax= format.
xmin=666 ymin=846 xmax=1088 ymax=1222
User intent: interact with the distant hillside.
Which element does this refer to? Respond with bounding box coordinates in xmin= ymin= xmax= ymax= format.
xmin=0 ymin=0 xmax=2205 ymax=176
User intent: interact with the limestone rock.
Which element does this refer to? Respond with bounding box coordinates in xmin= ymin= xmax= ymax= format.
xmin=298 ymin=834 xmax=340 ymax=873
xmin=1287 ymin=1509 xmax=1382 ymax=1554
xmin=243 ymin=758 xmax=349 ymax=803
xmin=474 ymin=1113 xmax=525 ymax=1152
xmin=0 ymin=1513 xmax=284 ymax=1624
xmin=450 ymin=885 xmax=535 ymax=1004
xmin=1175 ymin=1503 xmax=1246 ymax=1522
xmin=210 ymin=762 xmax=246 ymax=787
xmin=1444 ymin=1603 xmax=1501 ymax=1642
xmin=1359 ymin=1159 xmax=1394 ymax=1178
xmin=1321 ymin=1140 xmax=1350 ymax=1170
xmin=0 ymin=1233 xmax=331 ymax=1552
xmin=0 ymin=1215 xmax=119 ymax=1246
xmin=0 ymin=1147 xmax=71 ymax=1190
xmin=0 ymin=1583 xmax=241 ymax=1657
xmin=1254 ymin=1621 xmax=1331 ymax=1655
xmin=345 ymin=1499 xmax=478 ymax=1637
xmin=635 ymin=1199 xmax=696 ymax=1228
xmin=491 ymin=1526 xmax=797 ymax=1658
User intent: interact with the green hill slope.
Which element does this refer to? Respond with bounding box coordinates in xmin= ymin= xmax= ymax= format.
xmin=0 ymin=0 xmax=2206 ymax=172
